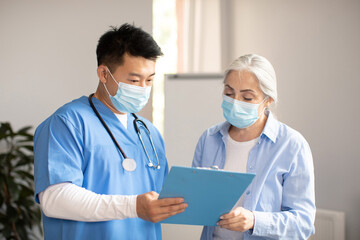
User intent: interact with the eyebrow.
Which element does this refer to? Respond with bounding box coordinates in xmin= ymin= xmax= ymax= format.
xmin=225 ymin=84 xmax=234 ymax=90
xmin=225 ymin=84 xmax=255 ymax=93
xmin=129 ymin=72 xmax=156 ymax=78
xmin=240 ymin=89 xmax=255 ymax=93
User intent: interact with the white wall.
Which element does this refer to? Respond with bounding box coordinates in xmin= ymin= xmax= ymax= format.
xmin=2 ymin=0 xmax=359 ymax=239
xmin=0 ymin=0 xmax=153 ymax=132
xmin=225 ymin=0 xmax=360 ymax=239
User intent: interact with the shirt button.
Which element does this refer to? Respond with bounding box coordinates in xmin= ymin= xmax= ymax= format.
xmin=249 ymin=166 xmax=253 ymax=169
xmin=246 ymin=191 xmax=251 ymax=195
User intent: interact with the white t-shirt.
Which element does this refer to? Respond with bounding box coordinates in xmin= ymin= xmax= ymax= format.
xmin=115 ymin=113 xmax=128 ymax=129
xmin=213 ymin=135 xmax=258 ymax=240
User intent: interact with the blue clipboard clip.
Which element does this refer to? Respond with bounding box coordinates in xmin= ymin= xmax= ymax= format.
xmin=159 ymin=166 xmax=255 ymax=226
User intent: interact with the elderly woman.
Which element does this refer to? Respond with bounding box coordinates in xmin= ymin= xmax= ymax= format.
xmin=192 ymin=54 xmax=315 ymax=239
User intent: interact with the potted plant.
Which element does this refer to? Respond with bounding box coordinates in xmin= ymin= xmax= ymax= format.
xmin=0 ymin=122 xmax=42 ymax=240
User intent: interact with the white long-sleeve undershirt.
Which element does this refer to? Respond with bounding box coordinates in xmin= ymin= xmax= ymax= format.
xmin=38 ymin=183 xmax=138 ymax=222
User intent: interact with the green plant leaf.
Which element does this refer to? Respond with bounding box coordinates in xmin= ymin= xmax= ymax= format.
xmin=15 ymin=170 xmax=34 ymax=182
xmin=0 ymin=122 xmax=12 ymax=137
xmin=6 ymin=205 xmax=18 ymax=221
xmin=0 ymin=194 xmax=4 ymax=206
xmin=18 ymin=185 xmax=34 ymax=199
xmin=0 ymin=122 xmax=42 ymax=239
xmin=19 ymin=145 xmax=34 ymax=152
xmin=6 ymin=179 xmax=20 ymax=202
xmin=1 ymin=223 xmax=13 ymax=238
xmin=16 ymin=126 xmax=32 ymax=134
xmin=14 ymin=157 xmax=32 ymax=168
xmin=16 ymin=221 xmax=30 ymax=240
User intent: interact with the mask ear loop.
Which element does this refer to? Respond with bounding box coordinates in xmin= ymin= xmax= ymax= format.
xmin=103 ymin=67 xmax=119 ymax=97
xmin=103 ymin=83 xmax=112 ymax=96
xmin=258 ymin=96 xmax=269 ymax=117
xmin=106 ymin=67 xmax=119 ymax=85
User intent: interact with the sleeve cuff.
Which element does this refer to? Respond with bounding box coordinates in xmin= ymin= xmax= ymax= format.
xmin=251 ymin=211 xmax=272 ymax=236
xmin=128 ymin=195 xmax=138 ymax=218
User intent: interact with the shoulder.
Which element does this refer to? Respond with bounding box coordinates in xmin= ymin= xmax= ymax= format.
xmin=196 ymin=121 xmax=229 ymax=145
xmin=54 ymin=96 xmax=90 ymax=119
xmin=203 ymin=121 xmax=229 ymax=138
xmin=135 ymin=114 xmax=162 ymax=138
xmin=274 ymin=121 xmax=314 ymax=176
xmin=35 ymin=96 xmax=89 ymax=136
xmin=276 ymin=120 xmax=311 ymax=151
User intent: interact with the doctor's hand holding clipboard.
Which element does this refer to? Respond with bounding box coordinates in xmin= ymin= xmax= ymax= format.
xmin=137 ymin=191 xmax=188 ymax=223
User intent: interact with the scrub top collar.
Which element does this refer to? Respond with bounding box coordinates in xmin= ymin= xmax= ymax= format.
xmin=209 ymin=111 xmax=280 ymax=144
xmin=90 ymin=96 xmax=133 ymax=126
xmin=90 ymin=96 xmax=123 ymax=119
xmin=89 ymin=96 xmax=137 ymax=145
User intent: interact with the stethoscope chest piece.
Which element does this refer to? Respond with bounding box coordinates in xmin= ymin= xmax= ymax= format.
xmin=122 ymin=158 xmax=137 ymax=172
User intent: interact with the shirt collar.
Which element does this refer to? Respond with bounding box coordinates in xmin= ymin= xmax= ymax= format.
xmin=209 ymin=121 xmax=231 ymax=136
xmin=209 ymin=111 xmax=279 ymax=143
xmin=261 ymin=111 xmax=279 ymax=143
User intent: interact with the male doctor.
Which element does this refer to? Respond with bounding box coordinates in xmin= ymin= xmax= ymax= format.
xmin=34 ymin=23 xmax=187 ymax=239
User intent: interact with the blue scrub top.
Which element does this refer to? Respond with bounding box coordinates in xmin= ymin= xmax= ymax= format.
xmin=34 ymin=96 xmax=168 ymax=240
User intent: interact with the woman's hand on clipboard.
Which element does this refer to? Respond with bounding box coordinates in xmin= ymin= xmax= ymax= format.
xmin=217 ymin=207 xmax=255 ymax=232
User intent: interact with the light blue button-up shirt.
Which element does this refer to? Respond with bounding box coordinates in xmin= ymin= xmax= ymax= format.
xmin=192 ymin=112 xmax=315 ymax=240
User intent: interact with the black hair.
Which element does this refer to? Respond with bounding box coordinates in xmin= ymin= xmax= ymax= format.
xmin=96 ymin=23 xmax=163 ymax=71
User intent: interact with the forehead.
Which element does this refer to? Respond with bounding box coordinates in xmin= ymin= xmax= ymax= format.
xmin=225 ymin=70 xmax=262 ymax=92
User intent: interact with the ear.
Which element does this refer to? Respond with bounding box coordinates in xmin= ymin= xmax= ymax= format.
xmin=97 ymin=65 xmax=108 ymax=83
xmin=266 ymin=97 xmax=274 ymax=107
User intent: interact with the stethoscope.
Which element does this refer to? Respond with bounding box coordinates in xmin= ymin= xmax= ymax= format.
xmin=88 ymin=93 xmax=160 ymax=171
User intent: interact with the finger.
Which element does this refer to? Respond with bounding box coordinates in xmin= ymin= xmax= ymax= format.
xmin=217 ymin=217 xmax=239 ymax=226
xmin=220 ymin=207 xmax=243 ymax=220
xmin=155 ymin=197 xmax=185 ymax=207
xmin=218 ymin=214 xmax=246 ymax=226
xmin=219 ymin=213 xmax=232 ymax=220
xmin=153 ymin=207 xmax=187 ymax=223
xmin=221 ymin=222 xmax=244 ymax=232
xmin=156 ymin=202 xmax=188 ymax=215
xmin=218 ymin=220 xmax=237 ymax=228
xmin=219 ymin=212 xmax=236 ymax=220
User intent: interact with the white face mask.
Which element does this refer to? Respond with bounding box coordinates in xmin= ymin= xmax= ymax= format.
xmin=103 ymin=68 xmax=151 ymax=113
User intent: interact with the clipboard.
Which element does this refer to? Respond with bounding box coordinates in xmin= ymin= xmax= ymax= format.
xmin=159 ymin=166 xmax=255 ymax=226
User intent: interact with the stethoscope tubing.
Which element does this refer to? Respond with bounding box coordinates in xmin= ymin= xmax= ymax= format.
xmin=88 ymin=93 xmax=128 ymax=159
xmin=88 ymin=93 xmax=160 ymax=169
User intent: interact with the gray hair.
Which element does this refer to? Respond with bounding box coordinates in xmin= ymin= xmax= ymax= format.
xmin=225 ymin=54 xmax=278 ymax=104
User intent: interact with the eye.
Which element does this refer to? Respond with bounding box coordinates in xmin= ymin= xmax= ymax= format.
xmin=243 ymin=97 xmax=253 ymax=101
xmin=224 ymin=89 xmax=234 ymax=96
xmin=147 ymin=78 xmax=153 ymax=82
xmin=128 ymin=79 xmax=139 ymax=83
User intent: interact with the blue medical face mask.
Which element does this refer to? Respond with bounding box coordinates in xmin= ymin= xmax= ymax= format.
xmin=221 ymin=94 xmax=267 ymax=129
xmin=104 ymin=68 xmax=151 ymax=113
